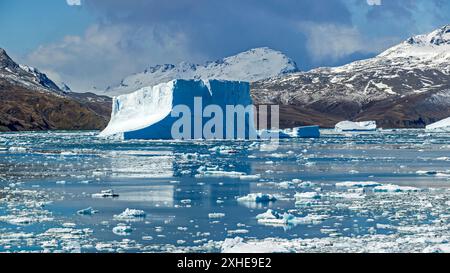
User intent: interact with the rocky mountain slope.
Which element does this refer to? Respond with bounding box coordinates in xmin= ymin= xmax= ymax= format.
xmin=104 ymin=47 xmax=298 ymax=96
xmin=0 ymin=48 xmax=111 ymax=131
xmin=252 ymin=25 xmax=450 ymax=128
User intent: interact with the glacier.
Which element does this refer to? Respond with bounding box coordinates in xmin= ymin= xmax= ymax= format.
xmin=99 ymin=79 xmax=257 ymax=140
xmin=426 ymin=117 xmax=450 ymax=132
xmin=335 ymin=121 xmax=377 ymax=132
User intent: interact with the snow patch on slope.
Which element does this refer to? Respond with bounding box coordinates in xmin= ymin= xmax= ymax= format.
xmin=105 ymin=47 xmax=298 ymax=96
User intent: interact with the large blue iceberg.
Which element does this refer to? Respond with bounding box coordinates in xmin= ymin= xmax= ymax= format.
xmin=99 ymin=79 xmax=257 ymax=140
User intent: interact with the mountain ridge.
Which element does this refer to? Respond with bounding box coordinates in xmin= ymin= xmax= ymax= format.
xmin=0 ymin=48 xmax=111 ymax=132
xmin=104 ymin=47 xmax=299 ymax=96
xmin=251 ymin=25 xmax=450 ymax=128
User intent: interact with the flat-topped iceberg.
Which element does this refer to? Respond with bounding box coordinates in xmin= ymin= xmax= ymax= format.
xmin=426 ymin=117 xmax=450 ymax=132
xmin=100 ymin=79 xmax=257 ymax=140
xmin=335 ymin=120 xmax=377 ymax=132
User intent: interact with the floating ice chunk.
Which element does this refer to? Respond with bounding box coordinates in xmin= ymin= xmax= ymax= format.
xmin=237 ymin=193 xmax=277 ymax=203
xmin=114 ymin=208 xmax=146 ymax=221
xmin=373 ymin=184 xmax=421 ymax=193
xmin=196 ymin=166 xmax=247 ymax=178
xmin=8 ymin=147 xmax=27 ymax=153
xmin=112 ymin=224 xmax=133 ymax=236
xmin=277 ymin=181 xmax=294 ymax=189
xmin=325 ymin=192 xmax=365 ymax=199
xmin=227 ymin=229 xmax=249 ymax=235
xmin=221 ymin=237 xmax=291 ymax=253
xmin=239 ymin=174 xmax=261 ymax=180
xmin=335 ymin=181 xmax=382 ymax=188
xmin=0 ymin=216 xmax=34 ymax=226
xmin=416 ymin=170 xmax=438 ymax=175
xmin=256 ymin=209 xmax=280 ymax=220
xmin=196 ymin=170 xmax=247 ymax=178
xmin=257 ymin=210 xmax=326 ymax=227
xmin=335 ymin=121 xmax=377 ymax=132
xmin=294 ymin=192 xmax=321 ymax=200
xmin=92 ymin=189 xmax=119 ymax=198
xmin=208 ymin=213 xmax=226 ymax=219
xmin=77 ymin=207 xmax=98 ymax=216
xmin=425 ymin=117 xmax=450 ymax=132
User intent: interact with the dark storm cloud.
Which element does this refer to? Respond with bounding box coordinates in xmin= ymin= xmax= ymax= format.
xmin=83 ymin=0 xmax=353 ymax=68
xmin=26 ymin=0 xmax=450 ymax=91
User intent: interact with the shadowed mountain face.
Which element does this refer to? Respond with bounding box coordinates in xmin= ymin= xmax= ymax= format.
xmin=0 ymin=48 xmax=111 ymax=132
xmin=252 ymin=25 xmax=450 ymax=129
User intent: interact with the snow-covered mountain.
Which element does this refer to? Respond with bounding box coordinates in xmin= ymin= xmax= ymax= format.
xmin=0 ymin=48 xmax=111 ymax=131
xmin=252 ymin=25 xmax=450 ymax=128
xmin=104 ymin=47 xmax=298 ymax=96
xmin=0 ymin=48 xmax=62 ymax=93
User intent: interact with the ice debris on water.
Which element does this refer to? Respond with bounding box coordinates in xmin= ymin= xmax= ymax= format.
xmin=208 ymin=213 xmax=226 ymax=219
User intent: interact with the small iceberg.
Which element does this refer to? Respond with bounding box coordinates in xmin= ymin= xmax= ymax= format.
xmin=208 ymin=213 xmax=225 ymax=219
xmin=426 ymin=117 xmax=450 ymax=132
xmin=294 ymin=192 xmax=321 ymax=200
xmin=77 ymin=207 xmax=98 ymax=216
xmin=256 ymin=209 xmax=326 ymax=227
xmin=237 ymin=193 xmax=277 ymax=203
xmin=112 ymin=224 xmax=133 ymax=236
xmin=113 ymin=208 xmax=146 ymax=221
xmin=335 ymin=121 xmax=377 ymax=132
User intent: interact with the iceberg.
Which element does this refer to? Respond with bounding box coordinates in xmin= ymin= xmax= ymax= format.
xmin=335 ymin=120 xmax=377 ymax=132
xmin=100 ymin=79 xmax=257 ymax=140
xmin=426 ymin=117 xmax=450 ymax=132
xmin=237 ymin=193 xmax=277 ymax=203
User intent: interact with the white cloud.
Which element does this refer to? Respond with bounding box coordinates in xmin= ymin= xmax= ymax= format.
xmin=299 ymin=23 xmax=392 ymax=62
xmin=27 ymin=24 xmax=199 ymax=91
xmin=66 ymin=0 xmax=82 ymax=6
xmin=367 ymin=0 xmax=382 ymax=6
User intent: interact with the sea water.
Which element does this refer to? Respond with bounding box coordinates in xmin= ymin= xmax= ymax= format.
xmin=0 ymin=130 xmax=449 ymax=253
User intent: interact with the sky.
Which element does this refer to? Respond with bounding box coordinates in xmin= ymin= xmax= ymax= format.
xmin=1 ymin=0 xmax=450 ymax=91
